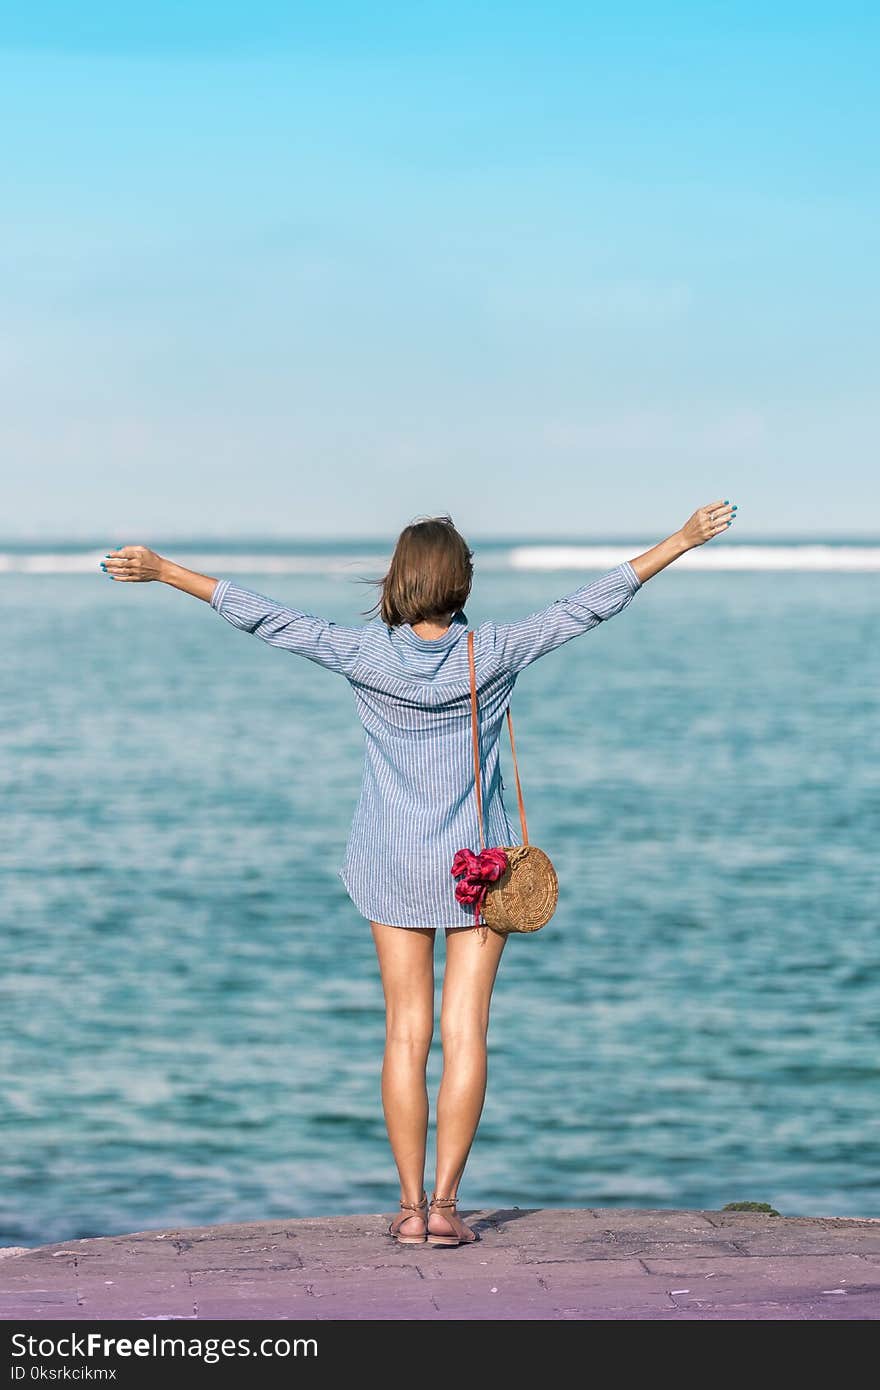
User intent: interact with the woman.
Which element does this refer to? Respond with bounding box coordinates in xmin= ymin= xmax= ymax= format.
xmin=101 ymin=497 xmax=736 ymax=1246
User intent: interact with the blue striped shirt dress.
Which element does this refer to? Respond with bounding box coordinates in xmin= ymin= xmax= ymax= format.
xmin=210 ymin=561 xmax=642 ymax=929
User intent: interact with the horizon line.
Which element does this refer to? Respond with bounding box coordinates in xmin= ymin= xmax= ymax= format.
xmin=1 ymin=532 xmax=879 ymax=547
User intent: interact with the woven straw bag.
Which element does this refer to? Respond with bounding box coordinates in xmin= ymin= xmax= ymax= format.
xmin=451 ymin=629 xmax=559 ymax=937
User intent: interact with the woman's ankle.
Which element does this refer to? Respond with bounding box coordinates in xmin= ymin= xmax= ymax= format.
xmin=400 ymin=1187 xmax=427 ymax=1208
xmin=431 ymin=1176 xmax=461 ymax=1201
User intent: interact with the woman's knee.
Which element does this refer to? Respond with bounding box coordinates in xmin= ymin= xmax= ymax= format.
xmin=385 ymin=1008 xmax=434 ymax=1052
xmin=439 ymin=1008 xmax=490 ymax=1053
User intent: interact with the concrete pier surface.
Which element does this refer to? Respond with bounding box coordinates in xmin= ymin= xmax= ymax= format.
xmin=2 ymin=1208 xmax=879 ymax=1321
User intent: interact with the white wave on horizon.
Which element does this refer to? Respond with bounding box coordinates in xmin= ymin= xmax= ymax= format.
xmin=1 ymin=544 xmax=879 ymax=575
xmin=507 ymin=545 xmax=880 ymax=572
xmin=0 ymin=552 xmax=371 ymax=576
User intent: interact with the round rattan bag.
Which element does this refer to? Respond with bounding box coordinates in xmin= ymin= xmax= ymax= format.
xmin=451 ymin=630 xmax=559 ymax=937
xmin=482 ymin=843 xmax=559 ymax=935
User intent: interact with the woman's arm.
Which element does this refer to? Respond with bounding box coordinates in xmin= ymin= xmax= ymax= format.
xmin=627 ymin=498 xmax=736 ymax=584
xmin=101 ymin=545 xmax=364 ymax=677
xmin=489 ymin=562 xmax=641 ymax=674
xmin=488 ymin=497 xmax=737 ymax=674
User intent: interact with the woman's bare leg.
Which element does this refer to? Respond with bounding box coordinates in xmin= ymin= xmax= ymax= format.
xmin=371 ymin=922 xmax=435 ymax=1237
xmin=432 ymin=926 xmax=507 ymax=1236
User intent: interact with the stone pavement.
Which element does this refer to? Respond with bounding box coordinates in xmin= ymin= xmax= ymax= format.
xmin=2 ymin=1208 xmax=880 ymax=1321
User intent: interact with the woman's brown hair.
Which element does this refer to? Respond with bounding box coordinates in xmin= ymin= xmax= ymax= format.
xmin=362 ymin=515 xmax=474 ymax=627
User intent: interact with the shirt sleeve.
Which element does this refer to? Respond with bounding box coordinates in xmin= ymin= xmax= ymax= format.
xmin=209 ymin=579 xmax=364 ymax=677
xmin=488 ymin=561 xmax=642 ymax=675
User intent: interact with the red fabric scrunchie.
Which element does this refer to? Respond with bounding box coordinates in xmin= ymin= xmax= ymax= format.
xmin=451 ymin=847 xmax=509 ymax=928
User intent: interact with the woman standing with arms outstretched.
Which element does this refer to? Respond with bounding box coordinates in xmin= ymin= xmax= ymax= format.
xmin=102 ymin=498 xmax=737 ymax=1246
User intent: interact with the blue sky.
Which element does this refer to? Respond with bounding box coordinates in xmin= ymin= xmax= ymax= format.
xmin=2 ymin=4 xmax=876 ymax=539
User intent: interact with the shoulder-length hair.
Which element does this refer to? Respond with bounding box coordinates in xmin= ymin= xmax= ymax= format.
xmin=362 ymin=515 xmax=474 ymax=627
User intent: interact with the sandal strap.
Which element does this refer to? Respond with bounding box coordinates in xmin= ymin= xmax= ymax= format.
xmin=400 ymin=1192 xmax=428 ymax=1213
xmin=389 ymin=1192 xmax=428 ymax=1235
xmin=428 ymin=1193 xmax=475 ymax=1242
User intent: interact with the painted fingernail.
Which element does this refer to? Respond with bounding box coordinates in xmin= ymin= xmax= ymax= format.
xmin=724 ymin=499 xmax=729 ymax=504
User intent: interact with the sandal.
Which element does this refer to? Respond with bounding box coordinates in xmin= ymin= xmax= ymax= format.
xmin=426 ymin=1193 xmax=478 ymax=1247
xmin=388 ymin=1192 xmax=428 ymax=1245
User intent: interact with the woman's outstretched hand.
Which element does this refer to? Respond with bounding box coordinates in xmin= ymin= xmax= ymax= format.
xmin=101 ymin=545 xmax=165 ymax=581
xmin=679 ymin=499 xmax=737 ymax=549
xmin=626 ymin=498 xmax=738 ymax=585
xmin=100 ymin=547 xmax=220 ymax=602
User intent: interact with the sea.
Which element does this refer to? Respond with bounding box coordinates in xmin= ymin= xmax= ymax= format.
xmin=2 ymin=536 xmax=878 ymax=1246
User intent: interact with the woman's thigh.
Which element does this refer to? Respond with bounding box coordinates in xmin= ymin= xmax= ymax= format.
xmin=371 ymin=923 xmax=436 ymax=1038
xmin=441 ymin=927 xmax=507 ymax=1036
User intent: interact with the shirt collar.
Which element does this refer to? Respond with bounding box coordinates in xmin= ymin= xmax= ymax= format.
xmin=398 ymin=609 xmax=469 ymax=649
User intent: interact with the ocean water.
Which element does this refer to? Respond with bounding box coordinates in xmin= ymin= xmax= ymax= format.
xmin=2 ymin=538 xmax=878 ymax=1245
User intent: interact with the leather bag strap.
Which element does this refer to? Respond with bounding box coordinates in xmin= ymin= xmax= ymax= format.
xmin=467 ymin=629 xmax=529 ymax=850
